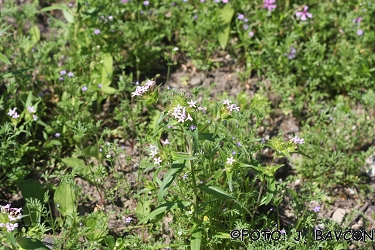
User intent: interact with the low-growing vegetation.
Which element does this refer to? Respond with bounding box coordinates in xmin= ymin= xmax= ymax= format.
xmin=1 ymin=0 xmax=375 ymax=249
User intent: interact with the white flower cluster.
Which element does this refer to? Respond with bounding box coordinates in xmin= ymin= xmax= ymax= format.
xmin=171 ymin=104 xmax=194 ymax=123
xmin=0 ymin=204 xmax=22 ymax=232
xmin=222 ymin=99 xmax=240 ymax=112
xmin=131 ymin=80 xmax=155 ymax=97
xmin=149 ymin=145 xmax=162 ymax=165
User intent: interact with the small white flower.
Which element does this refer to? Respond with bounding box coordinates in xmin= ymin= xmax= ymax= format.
xmin=187 ymin=100 xmax=197 ymax=108
xmin=178 ymin=117 xmax=185 ymax=123
xmin=27 ymin=106 xmax=36 ymax=113
xmin=106 ymin=154 xmax=111 ymax=158
xmin=162 ymin=139 xmax=170 ymax=145
xmin=226 ymin=157 xmax=235 ymax=165
xmin=32 ymin=115 xmax=38 ymax=121
xmin=177 ymin=231 xmax=182 ymax=236
xmin=154 ymin=157 xmax=162 ymax=165
xmin=223 ymin=99 xmax=232 ymax=106
xmin=149 ymin=149 xmax=158 ymax=157
xmin=186 ymin=113 xmax=193 ymax=121
xmin=173 ymin=47 xmax=179 ymax=51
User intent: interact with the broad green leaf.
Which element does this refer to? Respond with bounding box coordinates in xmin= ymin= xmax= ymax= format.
xmin=17 ymin=237 xmax=49 ymax=250
xmin=199 ymin=185 xmax=234 ymax=200
xmin=214 ymin=232 xmax=231 ymax=239
xmin=104 ymin=235 xmax=115 ymax=248
xmin=135 ymin=200 xmax=151 ymax=217
xmin=191 ymin=228 xmax=202 ymax=250
xmin=62 ymin=157 xmax=85 ymax=168
xmin=0 ymin=51 xmax=11 ymax=65
xmin=157 ymin=165 xmax=183 ymax=202
xmin=62 ymin=10 xmax=74 ymax=23
xmin=53 ymin=182 xmax=77 ymax=217
xmin=100 ymin=85 xmax=117 ymax=95
xmin=29 ymin=25 xmax=40 ymax=43
xmin=83 ymin=145 xmax=99 ymax=159
xmin=18 ymin=179 xmax=45 ymax=202
xmin=217 ymin=3 xmax=234 ymax=49
xmin=137 ymin=202 xmax=175 ymax=224
xmin=226 ymin=169 xmax=233 ymax=191
xmin=101 ymin=54 xmax=113 ymax=86
xmin=40 ymin=4 xmax=69 ymax=12
xmin=171 ymin=151 xmax=197 ymax=161
xmin=3 ymin=232 xmax=17 ymax=248
xmin=43 ymin=140 xmax=62 ymax=148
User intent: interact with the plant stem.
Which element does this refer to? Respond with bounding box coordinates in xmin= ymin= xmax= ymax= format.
xmin=190 ymin=159 xmax=199 ymax=222
xmin=251 ymin=177 xmax=265 ymax=224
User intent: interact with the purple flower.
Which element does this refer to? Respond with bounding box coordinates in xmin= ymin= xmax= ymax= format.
xmin=280 ymin=229 xmax=286 ymax=234
xmin=263 ymin=0 xmax=276 ymax=11
xmin=236 ymin=141 xmax=242 ymax=147
xmin=237 ymin=14 xmax=244 ymax=20
xmin=261 ymin=138 xmax=265 ymax=143
xmin=58 ymin=77 xmax=64 ymax=81
xmin=232 ymin=151 xmax=236 ymax=155
xmin=140 ymin=10 xmax=144 ymax=14
xmin=286 ymin=46 xmax=297 ymax=59
xmin=125 ymin=217 xmax=132 ymax=223
xmin=193 ymin=15 xmax=198 ymax=19
xmin=353 ymin=17 xmax=363 ymax=24
xmin=60 ymin=70 xmax=67 ymax=75
xmin=183 ymin=173 xmax=188 ymax=180
xmin=7 ymin=107 xmax=17 ymax=117
xmin=200 ymin=0 xmax=205 ymax=2
xmin=248 ymin=31 xmax=254 ymax=37
xmin=313 ymin=206 xmax=320 ymax=213
xmin=222 ymin=0 xmax=228 ymax=2
xmin=108 ymin=16 xmax=113 ymax=20
xmin=94 ymin=29 xmax=100 ymax=35
xmin=243 ymin=24 xmax=249 ymax=30
xmin=67 ymin=72 xmax=74 ymax=77
xmin=82 ymin=86 xmax=88 ymax=92
xmin=296 ymin=6 xmax=312 ymax=21
xmin=290 ymin=136 xmax=304 ymax=145
xmin=55 ymin=133 xmax=60 ymax=137
xmin=214 ymin=0 xmax=220 ymax=2
xmin=121 ymin=0 xmax=128 ymax=3
xmin=357 ymin=29 xmax=364 ymax=36
xmin=143 ymin=0 xmax=149 ymax=6
xmin=98 ymin=84 xmax=102 ymax=88
xmin=189 ymin=125 xmax=197 ymax=131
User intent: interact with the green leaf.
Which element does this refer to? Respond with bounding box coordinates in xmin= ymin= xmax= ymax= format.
xmin=40 ymin=4 xmax=69 ymax=12
xmin=43 ymin=140 xmax=62 ymax=148
xmin=199 ymin=185 xmax=234 ymax=200
xmin=101 ymin=85 xmax=117 ymax=95
xmin=157 ymin=165 xmax=184 ymax=202
xmin=0 ymin=51 xmax=11 ymax=65
xmin=214 ymin=232 xmax=231 ymax=239
xmin=217 ymin=3 xmax=234 ymax=49
xmin=18 ymin=180 xmax=45 ymax=202
xmin=104 ymin=235 xmax=115 ymax=248
xmin=85 ymin=211 xmax=108 ymax=242
xmin=17 ymin=237 xmax=49 ymax=249
xmin=135 ymin=200 xmax=151 ymax=217
xmin=171 ymin=151 xmax=197 ymax=161
xmin=83 ymin=145 xmax=99 ymax=159
xmin=53 ymin=182 xmax=77 ymax=217
xmin=101 ymin=54 xmax=113 ymax=86
xmin=62 ymin=10 xmax=74 ymax=23
xmin=29 ymin=25 xmax=40 ymax=43
xmin=137 ymin=202 xmax=175 ymax=224
xmin=62 ymin=157 xmax=85 ymax=168
xmin=191 ymin=228 xmax=202 ymax=250
xmin=226 ymin=169 xmax=233 ymax=191
xmin=198 ymin=133 xmax=222 ymax=142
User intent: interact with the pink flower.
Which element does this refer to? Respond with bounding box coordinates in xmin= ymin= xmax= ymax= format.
xmin=296 ymin=6 xmax=312 ymax=21
xmin=222 ymin=0 xmax=228 ymax=2
xmin=263 ymin=0 xmax=276 ymax=11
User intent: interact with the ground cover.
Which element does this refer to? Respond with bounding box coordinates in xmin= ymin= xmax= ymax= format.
xmin=1 ymin=0 xmax=375 ymax=249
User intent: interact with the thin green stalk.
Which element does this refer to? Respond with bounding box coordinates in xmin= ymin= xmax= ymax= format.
xmin=251 ymin=177 xmax=266 ymax=225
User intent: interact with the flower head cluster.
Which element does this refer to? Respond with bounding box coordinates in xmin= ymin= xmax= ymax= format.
xmin=171 ymin=104 xmax=194 ymax=123
xmin=222 ymin=99 xmax=240 ymax=112
xmin=7 ymin=107 xmax=20 ymax=119
xmin=313 ymin=206 xmax=320 ymax=213
xmin=264 ymin=0 xmax=276 ymax=11
xmin=131 ymin=80 xmax=155 ymax=97
xmin=0 ymin=204 xmax=22 ymax=232
xmin=59 ymin=70 xmax=74 ymax=81
xmin=149 ymin=145 xmax=162 ymax=166
xmin=290 ymin=136 xmax=304 ymax=145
